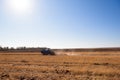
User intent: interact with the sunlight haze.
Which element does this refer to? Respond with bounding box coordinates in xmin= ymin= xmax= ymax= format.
xmin=4 ymin=0 xmax=36 ymax=16
xmin=0 ymin=0 xmax=120 ymax=48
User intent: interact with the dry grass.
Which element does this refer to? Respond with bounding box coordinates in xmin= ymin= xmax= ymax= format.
xmin=0 ymin=52 xmax=120 ymax=80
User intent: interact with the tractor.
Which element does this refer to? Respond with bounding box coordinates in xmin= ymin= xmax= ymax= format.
xmin=40 ymin=48 xmax=55 ymax=55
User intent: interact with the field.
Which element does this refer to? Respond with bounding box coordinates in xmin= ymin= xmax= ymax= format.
xmin=0 ymin=51 xmax=120 ymax=80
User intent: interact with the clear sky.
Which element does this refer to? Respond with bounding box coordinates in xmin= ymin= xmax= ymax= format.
xmin=0 ymin=0 xmax=120 ymax=48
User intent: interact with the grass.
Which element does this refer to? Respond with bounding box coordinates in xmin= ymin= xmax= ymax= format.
xmin=0 ymin=52 xmax=120 ymax=80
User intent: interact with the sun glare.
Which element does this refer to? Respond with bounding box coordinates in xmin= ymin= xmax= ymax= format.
xmin=5 ymin=0 xmax=35 ymax=15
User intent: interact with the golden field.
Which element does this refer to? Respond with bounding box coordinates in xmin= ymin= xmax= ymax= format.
xmin=0 ymin=51 xmax=120 ymax=80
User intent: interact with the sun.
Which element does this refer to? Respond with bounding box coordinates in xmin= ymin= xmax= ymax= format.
xmin=5 ymin=0 xmax=34 ymax=15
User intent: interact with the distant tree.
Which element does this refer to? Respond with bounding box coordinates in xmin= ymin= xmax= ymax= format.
xmin=4 ymin=47 xmax=9 ymax=50
xmin=23 ymin=47 xmax=26 ymax=50
xmin=0 ymin=46 xmax=3 ymax=50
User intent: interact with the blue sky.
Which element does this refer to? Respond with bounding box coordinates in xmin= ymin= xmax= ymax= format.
xmin=0 ymin=0 xmax=120 ymax=48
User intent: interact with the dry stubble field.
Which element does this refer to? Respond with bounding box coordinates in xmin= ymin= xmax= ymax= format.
xmin=0 ymin=51 xmax=120 ymax=80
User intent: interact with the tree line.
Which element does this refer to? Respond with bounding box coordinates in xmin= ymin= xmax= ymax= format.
xmin=0 ymin=46 xmax=46 ymax=52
